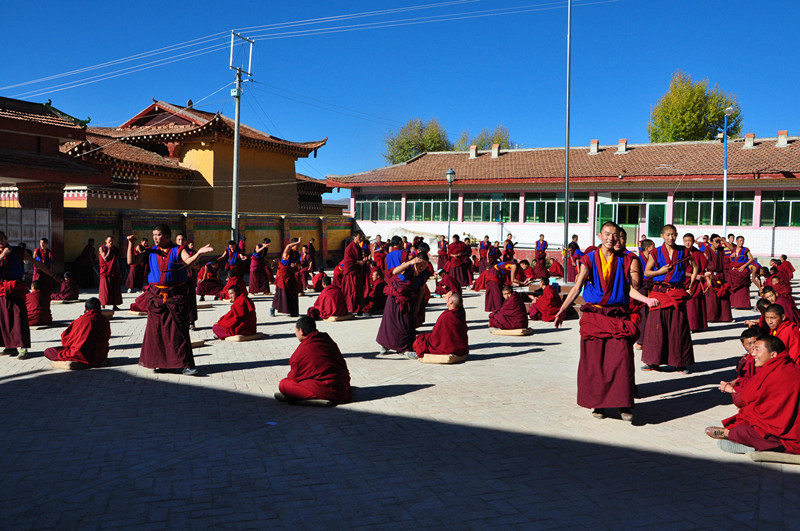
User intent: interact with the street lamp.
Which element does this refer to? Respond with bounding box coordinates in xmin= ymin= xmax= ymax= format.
xmin=446 ymin=168 xmax=455 ymax=241
xmin=722 ymin=106 xmax=734 ymax=237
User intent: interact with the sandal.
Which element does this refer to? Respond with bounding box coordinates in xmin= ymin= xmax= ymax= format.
xmin=705 ymin=426 xmax=727 ymax=440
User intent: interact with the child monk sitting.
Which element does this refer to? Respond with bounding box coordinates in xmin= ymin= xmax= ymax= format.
xmin=529 ymin=277 xmax=562 ymax=322
xmin=26 ymin=280 xmax=53 ymax=326
xmin=363 ymin=268 xmax=387 ymax=315
xmin=44 ymin=297 xmax=111 ymax=369
xmin=275 ymin=316 xmax=352 ymax=405
xmin=718 ymin=326 xmax=761 ymax=408
xmin=410 ymin=293 xmax=469 ymax=360
xmin=764 ymin=303 xmax=800 ymax=363
xmin=306 ymin=276 xmax=348 ymax=320
xmin=489 ymin=284 xmax=529 ymax=330
xmin=218 ymin=272 xmax=247 ymax=301
xmin=212 ymin=285 xmax=257 ymax=339
xmin=50 ymin=271 xmax=80 ymax=301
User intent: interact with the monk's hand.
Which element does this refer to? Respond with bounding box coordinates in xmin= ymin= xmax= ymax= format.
xmin=646 ymin=297 xmax=660 ymax=308
xmin=198 ymin=244 xmax=214 ymax=254
xmin=127 ymin=234 xmax=137 ymax=243
xmin=554 ymin=310 xmax=565 ymax=328
xmin=738 ymin=265 xmax=746 ymax=272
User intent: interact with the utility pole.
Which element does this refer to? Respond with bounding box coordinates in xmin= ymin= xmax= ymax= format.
xmin=229 ymin=31 xmax=254 ymax=242
xmin=563 ymin=0 xmax=572 ymax=263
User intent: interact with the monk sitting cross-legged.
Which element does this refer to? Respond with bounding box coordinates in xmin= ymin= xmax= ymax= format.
xmin=410 ymin=293 xmax=469 ymax=360
xmin=212 ymin=285 xmax=257 ymax=340
xmin=50 ymin=271 xmax=80 ymax=301
xmin=26 ymin=280 xmax=53 ymax=327
xmin=275 ymin=316 xmax=352 ymax=405
xmin=489 ymin=285 xmax=529 ymax=330
xmin=44 ymin=297 xmax=111 ymax=369
xmin=529 ymin=277 xmax=562 ymax=322
xmin=307 ymin=276 xmax=348 ymax=320
xmin=718 ymin=326 xmax=761 ymax=408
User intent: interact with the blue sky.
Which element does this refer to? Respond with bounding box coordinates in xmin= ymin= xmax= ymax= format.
xmin=2 ymin=1 xmax=797 ymax=201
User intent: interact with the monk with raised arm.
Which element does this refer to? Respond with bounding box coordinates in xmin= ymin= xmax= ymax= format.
xmin=272 ymin=238 xmax=302 ymax=317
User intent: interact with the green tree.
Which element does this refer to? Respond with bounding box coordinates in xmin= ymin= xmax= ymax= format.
xmin=648 ymin=70 xmax=743 ymax=142
xmin=383 ymin=118 xmax=452 ymax=165
xmin=453 ymin=124 xmax=513 ymax=150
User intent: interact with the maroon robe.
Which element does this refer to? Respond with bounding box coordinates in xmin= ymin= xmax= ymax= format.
xmin=311 ymin=272 xmax=327 ymax=292
xmin=684 ymin=247 xmax=707 ymax=332
xmin=728 ymin=265 xmax=752 ymax=309
xmin=775 ymin=295 xmax=800 ymax=326
xmin=447 ymin=241 xmax=471 ymax=288
xmin=219 ymin=276 xmax=247 ymax=300
xmin=279 ymin=331 xmax=352 ymax=403
xmin=489 ymin=292 xmax=529 ymax=329
xmin=26 ymin=290 xmax=52 ymax=326
xmin=641 ymin=284 xmax=694 ymax=369
xmin=704 ymin=248 xmax=732 ymax=322
xmin=548 ymin=259 xmax=564 ymax=278
xmin=98 ymin=245 xmax=123 ymax=307
xmin=771 ymin=320 xmax=800 ymax=364
xmin=0 ymin=277 xmax=30 ymax=350
xmin=363 ymin=278 xmax=387 ymax=315
xmin=139 ymin=283 xmax=195 ymax=370
xmin=529 ymin=285 xmax=561 ymax=322
xmin=484 ymin=268 xmax=505 ymax=313
xmin=195 ymin=263 xmax=224 ymax=297
xmin=532 ymin=253 xmax=548 ymax=279
xmin=307 ymin=285 xmax=348 ymax=320
xmin=341 ymin=241 xmax=364 ymax=314
xmin=272 ymin=261 xmax=299 ymax=316
xmin=213 ymin=295 xmax=257 ymax=338
xmin=125 ymin=246 xmax=147 ymax=291
xmin=377 ymin=276 xmax=423 ymax=352
xmin=413 ymin=308 xmax=469 ymax=357
xmin=130 ymin=291 xmax=148 ymax=312
xmin=435 ymin=273 xmax=463 ymax=297
xmin=43 ymin=309 xmax=110 ymax=367
xmin=249 ymin=250 xmax=270 ymax=294
xmin=51 ymin=278 xmax=80 ymax=301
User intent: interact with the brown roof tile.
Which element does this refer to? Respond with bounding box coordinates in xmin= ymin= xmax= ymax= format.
xmin=0 ymin=96 xmax=85 ymax=130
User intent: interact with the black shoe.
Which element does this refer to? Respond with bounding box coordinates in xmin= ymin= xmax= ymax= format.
xmin=199 ymin=296 xmax=205 ymax=302
xmin=619 ymin=408 xmax=634 ymax=422
xmin=182 ymin=367 xmax=199 ymax=376
xmin=592 ymin=408 xmax=606 ymax=419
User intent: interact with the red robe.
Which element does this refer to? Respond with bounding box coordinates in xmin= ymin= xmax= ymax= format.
xmin=307 ymin=285 xmax=348 ymax=320
xmin=26 ymin=290 xmax=52 ymax=326
xmin=434 ymin=273 xmax=463 ymax=297
xmin=51 ymin=278 xmax=80 ymax=301
xmin=130 ymin=291 xmax=148 ymax=312
xmin=771 ymin=320 xmax=800 ymax=363
xmin=529 ymin=285 xmax=561 ymax=322
xmin=341 ymin=241 xmax=364 ymax=313
xmin=279 ymin=331 xmax=352 ymax=403
xmin=446 ymin=241 xmax=471 ymax=288
xmin=778 ymin=261 xmax=794 ymax=281
xmin=363 ymin=278 xmax=387 ymax=315
xmin=219 ymin=276 xmax=247 ymax=300
xmin=413 ymin=308 xmax=469 ymax=357
xmin=548 ymin=259 xmax=564 ymax=278
xmin=98 ymin=245 xmax=123 ymax=307
xmin=489 ymin=293 xmax=529 ymax=329
xmin=44 ymin=309 xmax=110 ymax=367
xmin=311 ymin=272 xmax=327 ymax=292
xmin=723 ymin=352 xmax=800 ymax=454
xmin=775 ymin=295 xmax=800 ymax=326
xmin=215 ymin=295 xmax=257 ymax=336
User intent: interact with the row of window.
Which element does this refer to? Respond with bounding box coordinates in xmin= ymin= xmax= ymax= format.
xmin=354 ymin=191 xmax=800 ymax=227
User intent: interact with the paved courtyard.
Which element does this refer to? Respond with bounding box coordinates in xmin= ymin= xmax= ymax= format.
xmin=2 ymin=281 xmax=799 ymax=529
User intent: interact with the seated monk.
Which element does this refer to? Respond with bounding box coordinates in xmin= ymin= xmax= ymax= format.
xmin=26 ymin=280 xmax=53 ymax=326
xmin=363 ymin=268 xmax=386 ymax=315
xmin=489 ymin=285 xmax=529 ymax=330
xmin=548 ymin=258 xmax=564 ymax=278
xmin=762 ymin=286 xmax=800 ymax=325
xmin=719 ymin=326 xmax=761 ymax=408
xmin=44 ymin=297 xmax=111 ymax=369
xmin=50 ymin=271 xmax=80 ymax=301
xmin=130 ymin=291 xmax=148 ymax=313
xmin=706 ymin=336 xmax=800 ymax=454
xmin=276 ymin=316 xmax=352 ymax=404
xmin=518 ymin=260 xmax=536 ymax=284
xmin=764 ymin=304 xmax=800 ymax=363
xmin=212 ymin=285 xmax=257 ymax=339
xmin=196 ymin=261 xmax=224 ymax=301
xmin=311 ymin=268 xmax=328 ymax=292
xmin=411 ymin=293 xmax=469 ymax=359
xmin=529 ymin=277 xmax=562 ymax=322
xmin=744 ymin=298 xmax=772 ymax=336
xmin=434 ymin=269 xmax=463 ymax=297
xmin=218 ymin=272 xmax=247 ymax=301
xmin=307 ymin=276 xmax=348 ymax=320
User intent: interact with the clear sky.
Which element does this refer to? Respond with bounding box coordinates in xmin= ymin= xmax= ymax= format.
xmin=2 ymin=1 xmax=797 ymax=201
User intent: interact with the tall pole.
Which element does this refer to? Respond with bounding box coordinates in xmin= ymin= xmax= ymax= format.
xmin=231 ymin=68 xmax=242 ymax=242
xmin=722 ymin=112 xmax=729 ymax=237
xmin=447 ymin=181 xmax=453 ymax=241
xmin=563 ymin=0 xmax=572 ymax=259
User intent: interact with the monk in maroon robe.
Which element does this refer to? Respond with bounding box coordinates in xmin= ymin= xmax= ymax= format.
xmin=718 ymin=327 xmax=760 ymax=408
xmin=249 ymin=239 xmax=271 ymax=295
xmin=212 ymin=285 xmax=257 ymax=339
xmin=446 ymin=235 xmax=472 ymax=288
xmin=311 ymin=269 xmax=327 ymax=292
xmin=130 ymin=291 xmax=148 ymax=313
xmin=125 ymin=239 xmax=148 ymax=292
xmin=489 ymin=285 xmax=529 ymax=329
xmin=377 ymin=254 xmax=430 ymax=354
xmin=363 ymin=269 xmax=387 ymax=315
xmin=703 ymin=234 xmax=733 ymax=322
xmin=196 ymin=261 xmax=224 ymax=300
xmin=341 ymin=231 xmax=366 ymax=314
xmin=307 ymin=277 xmax=348 ymax=320
xmin=532 ymin=235 xmax=549 ymax=278
xmin=44 ymin=298 xmax=111 ymax=369
xmin=683 ymin=234 xmax=708 ymax=332
xmin=529 ymin=278 xmax=562 ymax=322
xmin=219 ymin=273 xmax=247 ymax=300
xmin=98 ymin=236 xmax=123 ymax=310
xmin=780 ymin=254 xmax=795 ymax=279
xmin=272 ymin=239 xmax=302 ymax=317
xmin=412 ymin=294 xmax=469 ymax=359
xmin=51 ymin=272 xmax=80 ymax=301
xmin=706 ymin=336 xmax=800 ymax=453
xmin=762 ymin=286 xmax=800 ymax=325
xmin=26 ymin=280 xmax=52 ymax=326
xmin=75 ymin=238 xmax=96 ymax=288
xmin=277 ymin=316 xmax=352 ymax=404
xmin=765 ymin=304 xmax=800 ymax=363
xmin=548 ymin=258 xmax=564 ymax=278
xmin=727 ymin=236 xmax=754 ymax=309
xmin=435 ymin=270 xmax=462 ymax=297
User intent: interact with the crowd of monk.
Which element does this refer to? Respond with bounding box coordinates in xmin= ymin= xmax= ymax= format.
xmin=2 ymin=223 xmax=800 ymax=454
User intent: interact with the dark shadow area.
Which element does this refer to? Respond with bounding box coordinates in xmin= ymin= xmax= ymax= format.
xmin=198 ymin=358 xmax=288 ymax=375
xmin=703 ymin=321 xmax=749 ymax=333
xmin=468 ymin=347 xmax=544 ymax=360
xmin=349 ymin=384 xmax=434 ymax=402
xmin=692 ymin=335 xmax=739 ymax=346
xmin=0 ymin=369 xmax=798 ymax=528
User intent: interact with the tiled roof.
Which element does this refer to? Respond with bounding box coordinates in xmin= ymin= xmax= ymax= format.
xmin=0 ymin=147 xmax=102 ymax=175
xmin=0 ymin=96 xmax=85 ymax=130
xmin=328 ymin=136 xmax=800 ymax=187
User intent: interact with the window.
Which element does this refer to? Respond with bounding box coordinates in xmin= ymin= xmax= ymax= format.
xmin=462 ymin=193 xmax=520 ymax=223
xmin=404 ymin=194 xmax=457 ymax=222
xmin=673 ymin=191 xmax=754 ymax=227
xmin=354 ymin=194 xmax=402 ymax=221
xmin=761 ymin=190 xmax=800 ymax=227
xmin=524 ymin=193 xmax=589 ymax=223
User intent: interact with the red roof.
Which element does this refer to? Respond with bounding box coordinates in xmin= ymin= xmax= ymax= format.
xmin=327 ymin=136 xmax=800 ymax=188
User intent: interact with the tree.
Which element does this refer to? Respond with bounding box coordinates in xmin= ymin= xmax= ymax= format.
xmin=647 ymin=70 xmax=743 ymax=142
xmin=383 ymin=118 xmax=452 ymax=165
xmin=453 ymin=125 xmax=513 ymax=151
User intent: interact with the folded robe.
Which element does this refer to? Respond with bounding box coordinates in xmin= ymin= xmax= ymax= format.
xmin=775 ymin=295 xmax=800 ymax=326
xmin=44 ymin=309 xmax=110 ymax=367
xmin=413 ymin=308 xmax=469 ymax=357
xmin=363 ymin=278 xmax=386 ymax=315
xmin=26 ymin=290 xmax=52 ymax=326
xmin=219 ymin=276 xmax=247 ymax=300
xmin=489 ymin=292 xmax=529 ymax=330
xmin=530 ymin=285 xmax=561 ymax=322
xmin=280 ymin=330 xmax=352 ymax=403
xmin=548 ymin=259 xmax=564 ymax=278
xmin=435 ymin=273 xmax=463 ymax=296
xmin=307 ymin=285 xmax=348 ymax=320
xmin=579 ymin=305 xmax=639 ymax=340
xmin=216 ymin=294 xmax=257 ymax=336
xmin=724 ymin=352 xmax=800 ymax=454
xmin=130 ymin=291 xmax=148 ymax=313
xmin=647 ymin=287 xmax=690 ymax=310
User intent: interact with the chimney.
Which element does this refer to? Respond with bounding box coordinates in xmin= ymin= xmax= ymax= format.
xmin=743 ymin=133 xmax=755 ymax=149
xmin=616 ymin=138 xmax=628 ymax=154
xmin=491 ymin=143 xmax=500 ymax=158
xmin=777 ymin=130 xmax=789 ymax=148
xmin=588 ymin=139 xmax=599 ymax=155
xmin=469 ymin=145 xmax=478 ymax=159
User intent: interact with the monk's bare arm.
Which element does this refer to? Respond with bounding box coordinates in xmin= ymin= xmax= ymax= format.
xmin=22 ymin=252 xmax=58 ymax=280
xmin=127 ymin=236 xmax=146 ymax=265
xmin=182 ymin=244 xmax=213 ymax=266
xmin=554 ymin=263 xmax=589 ymax=327
xmin=644 ymin=253 xmax=671 ymax=278
xmin=629 ymin=257 xmax=641 ymax=291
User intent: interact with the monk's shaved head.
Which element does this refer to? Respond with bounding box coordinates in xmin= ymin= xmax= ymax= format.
xmin=295 ymin=316 xmax=317 ymax=335
xmin=85 ymin=297 xmax=101 ymax=312
xmin=759 ymin=336 xmax=786 ymax=355
xmin=448 ymin=293 xmax=463 ymax=309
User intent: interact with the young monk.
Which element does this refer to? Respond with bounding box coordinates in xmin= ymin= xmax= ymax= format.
xmin=26 ymin=280 xmax=53 ymax=327
xmin=212 ymin=285 xmax=257 ymax=339
xmin=682 ymin=233 xmax=708 ymax=332
xmin=532 ymin=234 xmax=549 ymax=278
xmin=249 ymin=238 xmax=271 ymax=295
xmin=51 ymin=271 xmax=80 ymax=301
xmin=484 ymin=260 xmax=521 ymax=313
xmin=556 ymin=221 xmax=660 ymax=422
xmin=703 ymin=234 xmax=733 ymax=323
xmin=447 ymin=234 xmax=472 ymax=288
xmin=363 ymin=268 xmax=387 ymax=315
xmin=219 ymin=240 xmax=247 ymax=277
xmin=634 ymin=239 xmax=656 ymax=350
xmin=489 ymin=285 xmax=529 ymax=330
xmin=566 ymin=234 xmax=582 ymax=283
xmin=436 ymin=235 xmax=448 ymax=271
xmin=44 ymin=297 xmax=111 ymax=370
xmin=744 ymin=298 xmax=772 ymax=336
xmin=706 ymin=336 xmax=800 ymax=454
xmin=341 ymin=231 xmax=367 ymax=315
xmin=307 ymin=276 xmax=348 ymax=320
xmin=219 ymin=271 xmax=247 ymax=301
xmin=764 ymin=304 xmax=800 ymax=363
xmin=98 ymin=236 xmax=123 ymax=311
xmin=276 ymin=316 xmax=352 ymax=405
xmin=32 ymin=237 xmax=54 ymax=294
xmin=125 ymin=237 xmax=149 ymax=293
xmin=762 ymin=286 xmax=800 ymax=325
xmin=727 ymin=236 xmax=755 ymax=309
xmin=376 ymin=254 xmax=430 ymax=356
xmin=272 ymin=238 xmax=302 ymax=317
xmin=435 ymin=269 xmax=462 ymax=297
xmin=718 ymin=326 xmax=761 ymax=408
xmin=411 ymin=293 xmax=469 ymax=360
xmin=548 ymin=258 xmax=564 ymax=278
xmin=642 ymin=224 xmax=698 ymax=374
xmin=196 ymin=260 xmax=223 ymax=301
xmin=502 ymin=234 xmax=515 ymax=262
xmin=529 ymin=277 xmax=562 ymax=322
xmin=311 ymin=268 xmax=328 ymax=292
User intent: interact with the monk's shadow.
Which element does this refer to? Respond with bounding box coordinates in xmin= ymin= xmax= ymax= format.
xmin=109 ymin=343 xmax=152 ymax=351
xmin=634 ymin=387 xmax=731 ymax=426
xmin=106 ymin=356 xmax=140 ymax=367
xmin=704 ymin=321 xmax=750 ymax=333
xmin=349 ymin=384 xmax=434 ymax=402
xmin=636 ymin=362 xmax=737 ymax=407
xmin=352 ymin=351 xmax=419 ymax=361
xmin=199 ymin=358 xmax=288 ymax=374
xmin=691 ymin=335 xmax=738 ymax=346
xmin=468 ymin=347 xmax=543 ymax=360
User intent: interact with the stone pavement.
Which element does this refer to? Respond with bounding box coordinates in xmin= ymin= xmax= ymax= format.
xmin=2 ymin=283 xmax=799 ymax=529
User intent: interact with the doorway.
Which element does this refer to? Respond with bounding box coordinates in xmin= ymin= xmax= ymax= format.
xmin=618 ymin=204 xmax=639 ymax=246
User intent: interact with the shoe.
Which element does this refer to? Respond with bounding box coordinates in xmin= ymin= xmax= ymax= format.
xmin=199 ymin=296 xmax=205 ymax=302
xmin=182 ymin=367 xmax=199 ymax=376
xmin=677 ymin=367 xmax=692 ymax=375
xmin=641 ymin=364 xmax=659 ymax=372
xmin=718 ymin=439 xmax=754 ymax=454
xmin=16 ymin=348 xmax=29 ymax=360
xmin=269 ymin=308 xmax=276 ymax=317
xmin=619 ymin=408 xmax=633 ymax=422
xmin=634 ymin=343 xmax=642 ymax=350
xmin=113 ymin=306 xmax=120 ymax=311
xmin=705 ymin=426 xmax=727 ymax=440
xmin=404 ymin=351 xmax=418 ymax=359
xmin=1 ymin=348 xmax=15 ymax=356
xmin=274 ymin=392 xmax=288 ymax=402
xmin=592 ymin=408 xmax=606 ymax=419
xmin=378 ymin=347 xmax=389 ymax=355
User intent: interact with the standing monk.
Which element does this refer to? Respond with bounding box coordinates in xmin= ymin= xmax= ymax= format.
xmin=32 ymin=237 xmax=54 ymax=294
xmin=556 ymin=222 xmax=659 ymax=421
xmin=502 ymin=234 xmax=515 ymax=262
xmin=377 ymin=254 xmax=431 ymax=356
xmin=682 ymin=233 xmax=708 ymax=332
xmin=75 ymin=238 xmax=96 ymax=288
xmin=249 ymin=238 xmax=272 ymax=295
xmin=98 ymin=236 xmax=122 ymax=311
xmin=272 ymin=238 xmax=302 ymax=317
xmin=125 ymin=237 xmax=148 ymax=293
xmin=642 ymin=224 xmax=698 ymax=374
xmin=437 ymin=235 xmax=448 ymax=271
xmin=532 ymin=234 xmax=549 ymax=278
xmin=727 ymin=236 xmax=755 ymax=310
xmin=447 ymin=234 xmax=471 ymax=288
xmin=127 ymin=225 xmax=213 ymax=376
xmin=478 ymin=236 xmax=491 ymax=274
xmin=566 ymin=235 xmax=582 ymax=283
xmin=341 ymin=231 xmax=366 ymax=315
xmin=704 ymin=234 xmax=733 ymax=323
